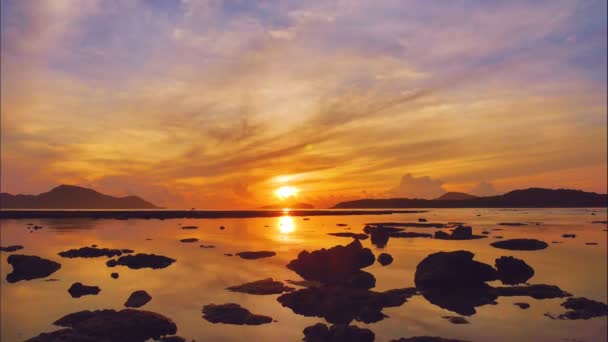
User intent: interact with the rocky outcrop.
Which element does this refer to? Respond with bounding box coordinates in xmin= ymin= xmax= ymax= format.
xmin=6 ymin=254 xmax=61 ymax=283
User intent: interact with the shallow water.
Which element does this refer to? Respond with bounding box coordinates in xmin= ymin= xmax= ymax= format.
xmin=1 ymin=208 xmax=607 ymax=342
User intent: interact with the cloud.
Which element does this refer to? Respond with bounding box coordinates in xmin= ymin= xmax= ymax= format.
xmin=388 ymin=173 xmax=446 ymax=199
xmin=470 ymin=181 xmax=498 ymax=197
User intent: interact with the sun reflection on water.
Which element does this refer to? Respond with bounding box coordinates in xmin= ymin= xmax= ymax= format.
xmin=278 ymin=215 xmax=295 ymax=234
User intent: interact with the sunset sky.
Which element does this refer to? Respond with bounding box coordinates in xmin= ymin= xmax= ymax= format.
xmin=1 ymin=0 xmax=606 ymax=209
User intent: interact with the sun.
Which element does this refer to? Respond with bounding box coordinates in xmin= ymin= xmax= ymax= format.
xmin=275 ymin=185 xmax=298 ymax=200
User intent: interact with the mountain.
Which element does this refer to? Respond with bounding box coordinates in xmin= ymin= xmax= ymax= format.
xmin=435 ymin=192 xmax=478 ymax=200
xmin=332 ymin=188 xmax=607 ymax=208
xmin=0 ymin=185 xmax=161 ymax=209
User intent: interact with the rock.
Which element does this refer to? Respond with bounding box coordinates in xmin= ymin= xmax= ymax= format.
xmin=591 ymin=220 xmax=607 ymax=224
xmin=59 ymin=247 xmax=126 ymax=258
xmin=0 ymin=245 xmax=24 ymax=252
xmin=433 ymin=226 xmax=485 ymax=240
xmin=490 ymin=239 xmax=548 ymax=251
xmin=286 ymin=240 xmax=375 ymax=286
xmin=391 ymin=337 xmax=470 ymax=342
xmin=585 ymin=242 xmax=598 ymax=245
xmin=363 ymin=225 xmax=404 ymax=234
xmin=27 ymin=309 xmax=178 ymax=341
xmin=111 ymin=272 xmax=119 ymax=279
xmin=6 ymin=254 xmax=61 ymax=283
xmin=224 ymin=253 xmax=233 ymax=256
xmin=498 ymin=223 xmax=527 ymax=226
xmin=370 ymin=228 xmax=390 ymax=248
xmin=277 ymin=286 xmax=417 ymax=324
xmin=414 ymin=251 xmax=497 ymax=290
xmin=226 ymin=278 xmax=295 ymax=295
xmin=420 ymin=285 xmax=498 ymax=316
xmin=157 ymin=336 xmax=186 ymax=342
xmin=390 ymin=232 xmax=433 ymax=238
xmin=202 ymin=303 xmax=272 ymax=325
xmin=562 ymin=234 xmax=576 ymax=238
xmin=328 ymin=232 xmax=369 ymax=240
xmin=495 ymin=284 xmax=571 ymax=299
xmin=494 ymin=236 xmax=503 ymax=239
xmin=551 ymin=297 xmax=608 ymax=320
xmin=286 ymin=279 xmax=323 ymax=288
xmin=367 ymin=222 xmax=445 ymax=228
xmin=514 ymin=302 xmax=530 ymax=309
xmin=68 ymin=282 xmax=101 ymax=298
xmin=219 ymin=226 xmax=225 ymax=230
xmin=377 ymin=253 xmax=393 ymax=266
xmin=418 ymin=218 xmax=428 ymax=222
xmin=181 ymin=226 xmax=198 ymax=229
xmin=441 ymin=316 xmax=469 ymax=324
xmin=303 ymin=323 xmax=374 ymax=342
xmin=481 ymin=231 xmax=490 ymax=235
xmin=200 ymin=245 xmax=215 ymax=248
xmin=106 ymin=254 xmax=175 ymax=269
xmin=125 ymin=290 xmax=152 ymax=308
xmin=337 ymin=223 xmax=348 ymax=226
xmin=235 ymin=251 xmax=276 ymax=259
xmin=179 ymin=238 xmax=198 ymax=243
xmin=495 ymin=256 xmax=534 ymax=285
xmin=121 ymin=249 xmax=134 ymax=253
xmin=303 ymin=218 xmax=310 ymax=220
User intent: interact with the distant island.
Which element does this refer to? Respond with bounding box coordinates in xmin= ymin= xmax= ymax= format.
xmin=0 ymin=185 xmax=160 ymax=209
xmin=332 ymin=188 xmax=608 ymax=208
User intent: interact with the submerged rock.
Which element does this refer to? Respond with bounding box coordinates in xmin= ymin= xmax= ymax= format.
xmin=111 ymin=272 xmax=119 ymax=279
xmin=514 ymin=302 xmax=530 ymax=309
xmin=286 ymin=240 xmax=375 ymax=286
xmin=6 ymin=254 xmax=61 ymax=283
xmin=181 ymin=225 xmax=198 ymax=229
xmin=420 ymin=285 xmax=498 ymax=316
xmin=68 ymin=282 xmax=101 ymax=298
xmin=585 ymin=242 xmax=598 ymax=245
xmin=235 ymin=251 xmax=276 ymax=259
xmin=202 ymin=303 xmax=272 ymax=325
xmin=441 ymin=316 xmax=469 ymax=324
xmin=157 ymin=336 xmax=187 ymax=342
xmin=277 ymin=286 xmax=417 ymax=324
xmin=550 ymin=297 xmax=608 ymax=320
xmin=377 ymin=253 xmax=393 ymax=266
xmin=495 ymin=284 xmax=571 ymax=299
xmin=179 ymin=238 xmax=198 ymax=243
xmin=490 ymin=239 xmax=548 ymax=251
xmin=497 ymin=222 xmax=528 ymax=226
xmin=59 ymin=247 xmax=127 ymax=258
xmin=328 ymin=232 xmax=369 ymax=240
xmin=200 ymin=244 xmax=215 ymax=248
xmin=390 ymin=232 xmax=433 ymax=238
xmin=418 ymin=218 xmax=428 ymax=222
xmin=125 ymin=290 xmax=152 ymax=308
xmin=1 ymin=245 xmax=24 ymax=252
xmin=391 ymin=337 xmax=470 ymax=342
xmin=303 ymin=323 xmax=374 ymax=342
xmin=433 ymin=226 xmax=485 ymax=240
xmin=106 ymin=253 xmax=175 ymax=269
xmin=495 ymin=256 xmax=534 ymax=285
xmin=414 ymin=251 xmax=497 ymax=289
xmin=25 ymin=309 xmax=178 ymax=342
xmin=562 ymin=234 xmax=576 ymax=238
xmin=226 ymin=278 xmax=295 ymax=295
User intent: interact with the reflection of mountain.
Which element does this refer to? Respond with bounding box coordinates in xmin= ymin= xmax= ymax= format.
xmin=260 ymin=202 xmax=314 ymax=209
xmin=0 ymin=185 xmax=160 ymax=209
xmin=333 ymin=188 xmax=608 ymax=208
xmin=435 ymin=192 xmax=478 ymax=200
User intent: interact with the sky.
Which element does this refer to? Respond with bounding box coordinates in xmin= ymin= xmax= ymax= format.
xmin=1 ymin=0 xmax=607 ymax=209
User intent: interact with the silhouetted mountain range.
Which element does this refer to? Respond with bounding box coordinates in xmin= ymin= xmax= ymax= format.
xmin=333 ymin=188 xmax=608 ymax=208
xmin=435 ymin=192 xmax=478 ymax=200
xmin=0 ymin=185 xmax=160 ymax=209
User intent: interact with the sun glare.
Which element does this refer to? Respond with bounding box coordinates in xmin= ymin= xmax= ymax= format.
xmin=275 ymin=185 xmax=298 ymax=200
xmin=278 ymin=215 xmax=295 ymax=234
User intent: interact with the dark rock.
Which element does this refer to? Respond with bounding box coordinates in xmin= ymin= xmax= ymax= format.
xmin=111 ymin=272 xmax=119 ymax=279
xmin=337 ymin=223 xmax=348 ymax=226
xmin=551 ymin=241 xmax=563 ymax=244
xmin=390 ymin=232 xmax=433 ymax=238
xmin=181 ymin=225 xmax=198 ymax=229
xmin=433 ymin=226 xmax=484 ymax=240
xmin=179 ymin=238 xmax=198 ymax=243
xmin=441 ymin=316 xmax=469 ymax=324
xmin=219 ymin=226 xmax=225 ymax=230
xmin=0 ymin=245 xmax=24 ymax=252
xmin=45 ymin=278 xmax=60 ymax=282
xmin=420 ymin=285 xmax=498 ymax=316
xmin=367 ymin=222 xmax=445 ymax=228
xmin=495 ymin=256 xmax=534 ymax=285
xmin=495 ymin=284 xmax=571 ymax=299
xmin=157 ymin=336 xmax=187 ymax=342
xmin=200 ymin=244 xmax=215 ymax=248
xmin=106 ymin=253 xmax=175 ymax=269
xmin=303 ymin=323 xmax=374 ymax=342
xmin=286 ymin=279 xmax=323 ymax=288
xmin=121 ymin=249 xmax=134 ymax=253
xmin=414 ymin=251 xmax=497 ymax=290
xmin=224 ymin=253 xmax=233 ymax=256
xmin=27 ymin=309 xmax=178 ymax=342
xmin=514 ymin=302 xmax=530 ymax=309
xmin=328 ymin=232 xmax=369 ymax=240
xmin=370 ymin=228 xmax=390 ymax=248
xmin=202 ymin=303 xmax=272 ymax=325
xmin=6 ymin=254 xmax=61 ymax=283
xmin=490 ymin=239 xmax=548 ymax=251
xmin=377 ymin=253 xmax=393 ymax=266
xmin=68 ymin=282 xmax=101 ymax=298
xmin=277 ymin=286 xmax=417 ymax=324
xmin=226 ymin=278 xmax=295 ymax=295
xmin=418 ymin=218 xmax=428 ymax=222
xmin=585 ymin=242 xmax=598 ymax=245
xmin=125 ymin=290 xmax=152 ymax=308
xmin=390 ymin=337 xmax=470 ymax=342
xmin=303 ymin=218 xmax=310 ymax=220
xmin=59 ymin=247 xmax=125 ymax=258
xmin=286 ymin=240 xmax=375 ymax=286
xmin=235 ymin=251 xmax=276 ymax=259
xmin=552 ymin=297 xmax=608 ymax=320
xmin=562 ymin=234 xmax=576 ymax=238
xmin=481 ymin=231 xmax=490 ymax=235
xmin=494 ymin=236 xmax=503 ymax=239
xmin=363 ymin=225 xmax=404 ymax=234
xmin=591 ymin=220 xmax=607 ymax=224
xmin=33 ymin=225 xmax=43 ymax=230
xmin=498 ymin=222 xmax=527 ymax=226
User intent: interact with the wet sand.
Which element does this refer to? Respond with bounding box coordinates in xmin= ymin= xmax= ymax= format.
xmin=1 ymin=208 xmax=606 ymax=341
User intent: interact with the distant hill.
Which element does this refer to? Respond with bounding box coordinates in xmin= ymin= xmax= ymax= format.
xmin=259 ymin=202 xmax=315 ymax=209
xmin=0 ymin=185 xmax=160 ymax=209
xmin=333 ymin=188 xmax=608 ymax=208
xmin=435 ymin=192 xmax=478 ymax=200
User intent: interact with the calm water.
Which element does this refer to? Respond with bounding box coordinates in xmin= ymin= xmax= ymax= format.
xmin=1 ymin=208 xmax=607 ymax=341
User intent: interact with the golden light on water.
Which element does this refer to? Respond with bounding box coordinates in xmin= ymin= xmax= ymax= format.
xmin=278 ymin=215 xmax=295 ymax=234
xmin=275 ymin=186 xmax=298 ymax=200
